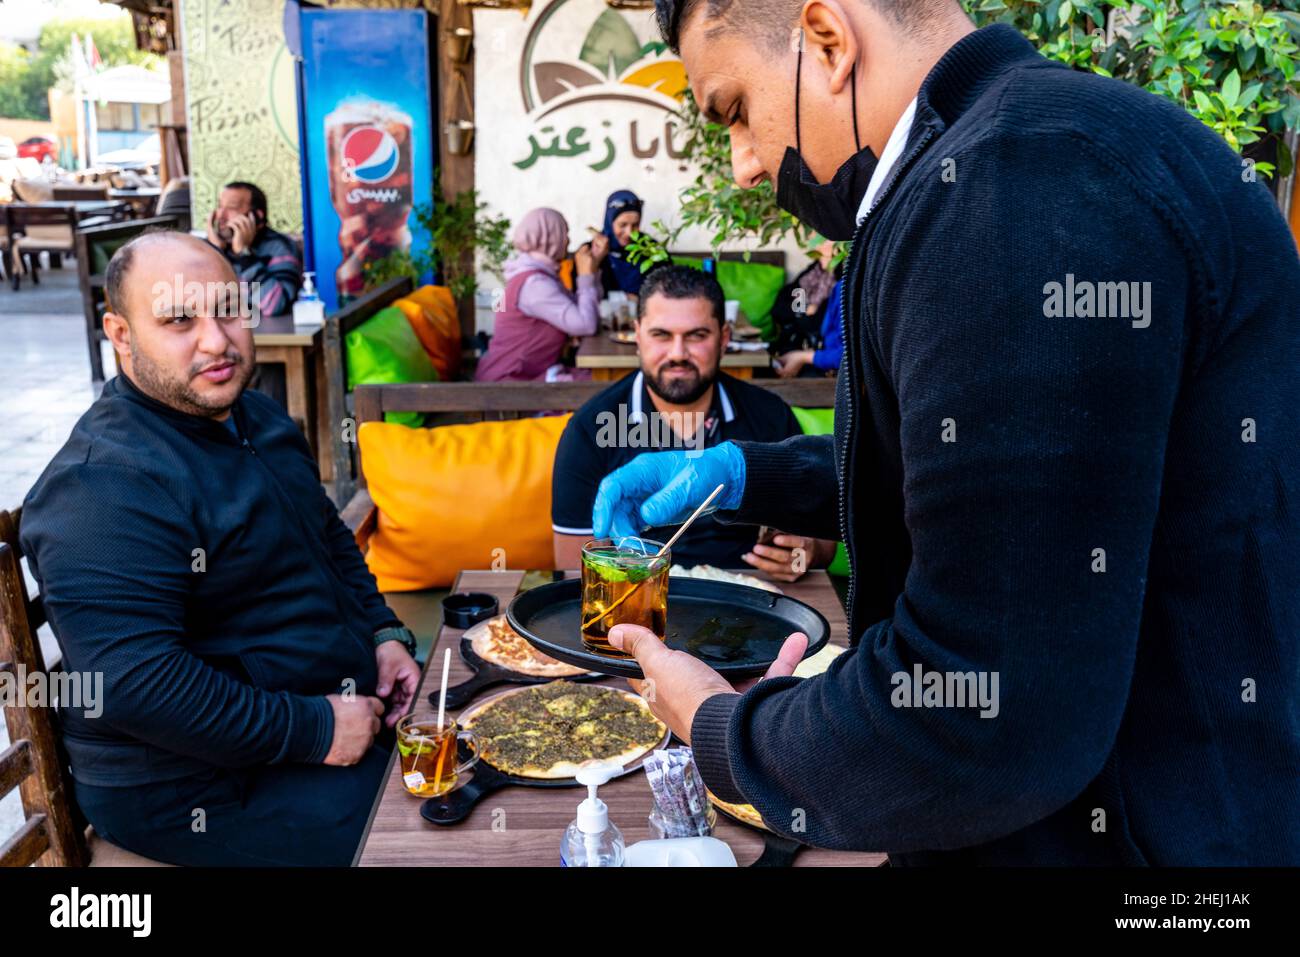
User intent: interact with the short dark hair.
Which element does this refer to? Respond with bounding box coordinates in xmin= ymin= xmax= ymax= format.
xmin=637 ymin=264 xmax=726 ymax=326
xmin=103 ymin=228 xmax=194 ymax=317
xmin=223 ymin=180 xmax=268 ymax=220
xmin=655 ymin=0 xmax=805 ymax=54
xmin=655 ymin=0 xmax=951 ymax=54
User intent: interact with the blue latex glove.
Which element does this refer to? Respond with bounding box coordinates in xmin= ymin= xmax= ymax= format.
xmin=591 ymin=443 xmax=747 ymax=541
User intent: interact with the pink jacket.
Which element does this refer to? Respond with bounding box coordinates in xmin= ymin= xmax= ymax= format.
xmin=475 ymin=253 xmax=600 ymax=382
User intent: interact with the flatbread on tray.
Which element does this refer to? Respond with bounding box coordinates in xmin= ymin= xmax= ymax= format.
xmin=708 ymin=645 xmax=847 ymax=828
xmin=459 ymin=681 xmax=667 ymax=780
xmin=668 ymin=564 xmax=783 ymax=594
xmin=467 ymin=614 xmax=588 ymax=678
xmin=708 ymin=791 xmax=770 ymax=831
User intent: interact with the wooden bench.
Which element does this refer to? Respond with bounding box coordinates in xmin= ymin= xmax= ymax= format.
xmin=0 ymin=507 xmax=166 ymax=867
xmin=340 ymin=377 xmax=836 ymax=548
xmin=74 ymin=215 xmax=181 ymax=382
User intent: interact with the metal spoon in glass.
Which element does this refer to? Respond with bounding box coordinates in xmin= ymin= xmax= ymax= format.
xmin=580 ymin=483 xmax=725 ymax=630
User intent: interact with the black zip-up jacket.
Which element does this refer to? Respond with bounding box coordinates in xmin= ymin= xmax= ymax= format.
xmin=22 ymin=375 xmax=400 ymax=786
xmin=691 ymin=25 xmax=1300 ymax=864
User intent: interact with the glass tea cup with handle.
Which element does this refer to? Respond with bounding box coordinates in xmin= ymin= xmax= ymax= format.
xmin=396 ymin=712 xmax=479 ymax=797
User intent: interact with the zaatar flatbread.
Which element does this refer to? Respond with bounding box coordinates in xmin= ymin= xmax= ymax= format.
xmin=708 ymin=792 xmax=770 ymax=831
xmin=467 ymin=614 xmax=588 ymax=678
xmin=460 ymin=681 xmax=666 ymax=780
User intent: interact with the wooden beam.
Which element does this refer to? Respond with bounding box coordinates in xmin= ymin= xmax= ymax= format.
xmin=351 ymin=378 xmax=837 ymax=421
xmin=0 ymin=542 xmax=87 ymax=866
xmin=0 ymin=739 xmax=32 ymax=799
xmin=0 ymin=813 xmax=50 ymax=868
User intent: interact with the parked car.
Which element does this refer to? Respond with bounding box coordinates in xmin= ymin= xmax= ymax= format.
xmin=17 ymin=136 xmax=57 ymax=163
xmin=0 ymin=136 xmax=16 ymax=161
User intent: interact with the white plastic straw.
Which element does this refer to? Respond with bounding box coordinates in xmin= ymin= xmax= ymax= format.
xmin=436 ymin=648 xmax=451 ymax=733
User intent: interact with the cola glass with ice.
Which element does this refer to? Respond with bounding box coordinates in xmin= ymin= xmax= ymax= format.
xmin=325 ymin=98 xmax=415 ymax=302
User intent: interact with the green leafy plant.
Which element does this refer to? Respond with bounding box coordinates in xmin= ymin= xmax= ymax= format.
xmin=963 ymin=0 xmax=1300 ymax=176
xmin=663 ymin=87 xmax=818 ymax=253
xmin=364 ymin=169 xmax=511 ymax=301
xmin=664 ymin=1 xmax=1296 ymax=250
xmin=622 ymin=229 xmax=672 ymax=272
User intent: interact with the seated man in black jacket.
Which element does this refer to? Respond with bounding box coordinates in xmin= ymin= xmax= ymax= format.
xmin=21 ymin=232 xmax=419 ymax=866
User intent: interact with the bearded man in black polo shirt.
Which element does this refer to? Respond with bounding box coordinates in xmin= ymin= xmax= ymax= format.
xmin=552 ymin=265 xmax=837 ymax=577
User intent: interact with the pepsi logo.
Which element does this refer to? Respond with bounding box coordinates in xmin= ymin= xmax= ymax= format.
xmin=340 ymin=125 xmax=399 ymax=184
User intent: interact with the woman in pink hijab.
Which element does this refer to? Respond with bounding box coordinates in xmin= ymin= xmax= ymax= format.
xmin=475 ymin=207 xmax=607 ymax=382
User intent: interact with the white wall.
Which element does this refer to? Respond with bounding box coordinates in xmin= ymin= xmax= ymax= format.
xmin=471 ymin=0 xmax=806 ymax=316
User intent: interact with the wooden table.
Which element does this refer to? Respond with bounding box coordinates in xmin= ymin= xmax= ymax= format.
xmin=575 ymin=334 xmax=770 ymax=382
xmin=356 ymin=568 xmax=885 ymax=867
xmin=252 ymin=315 xmax=333 ymax=482
xmin=108 ymin=187 xmax=160 ymax=218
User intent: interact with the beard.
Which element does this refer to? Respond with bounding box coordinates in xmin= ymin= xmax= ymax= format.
xmin=129 ymin=340 xmax=252 ymax=418
xmin=645 ymin=358 xmax=716 ymax=405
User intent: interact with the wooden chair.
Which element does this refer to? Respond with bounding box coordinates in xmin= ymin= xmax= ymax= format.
xmin=74 ymin=215 xmax=180 ymax=382
xmin=4 ymin=203 xmax=76 ymax=291
xmin=320 ymin=276 xmax=415 ymax=504
xmin=0 ymin=206 xmax=11 ymax=284
xmin=0 ymin=507 xmax=165 ymax=867
xmin=339 ymin=378 xmax=837 ymax=547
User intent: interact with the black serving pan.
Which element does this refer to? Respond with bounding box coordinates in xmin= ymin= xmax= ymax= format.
xmin=421 ymin=739 xmax=582 ymax=825
xmin=507 ymin=577 xmax=830 ymax=680
xmin=420 ymin=685 xmax=669 ymax=825
xmin=709 ymin=799 xmax=805 ymax=867
xmin=437 ymin=636 xmax=598 ymax=710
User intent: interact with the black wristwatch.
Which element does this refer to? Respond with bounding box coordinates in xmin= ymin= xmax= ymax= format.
xmin=373 ymin=626 xmax=418 ymax=657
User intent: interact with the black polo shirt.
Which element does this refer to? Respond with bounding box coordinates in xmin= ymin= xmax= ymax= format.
xmin=552 ymin=371 xmax=803 ymax=567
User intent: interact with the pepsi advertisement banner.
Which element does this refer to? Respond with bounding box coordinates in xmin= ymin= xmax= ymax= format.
xmin=298 ymin=7 xmax=435 ymax=310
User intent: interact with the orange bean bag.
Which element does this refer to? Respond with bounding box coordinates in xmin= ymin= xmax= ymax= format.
xmin=359 ymin=414 xmax=571 ymax=590
xmin=392 ymin=285 xmax=461 ymax=382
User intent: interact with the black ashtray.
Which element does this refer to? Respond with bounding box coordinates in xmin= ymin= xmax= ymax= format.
xmin=441 ymin=592 xmax=499 ymax=629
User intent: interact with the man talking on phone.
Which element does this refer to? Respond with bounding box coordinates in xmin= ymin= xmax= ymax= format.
xmin=205 ymin=181 xmax=303 ymax=319
xmin=592 ymin=1 xmax=1299 ymax=864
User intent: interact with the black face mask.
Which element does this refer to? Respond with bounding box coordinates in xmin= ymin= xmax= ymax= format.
xmin=775 ymin=43 xmax=878 ymax=241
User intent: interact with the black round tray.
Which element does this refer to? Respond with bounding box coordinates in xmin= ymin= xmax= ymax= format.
xmin=710 ymin=800 xmax=805 ymax=867
xmin=506 ymin=576 xmax=830 ymax=679
xmin=437 ymin=636 xmax=600 ymax=710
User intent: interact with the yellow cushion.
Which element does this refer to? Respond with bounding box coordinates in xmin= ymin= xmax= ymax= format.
xmin=359 ymin=414 xmax=571 ymax=590
xmin=392 ymin=285 xmax=461 ymax=382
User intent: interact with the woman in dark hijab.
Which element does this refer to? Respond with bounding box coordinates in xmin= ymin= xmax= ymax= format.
xmin=599 ymin=189 xmax=644 ymax=297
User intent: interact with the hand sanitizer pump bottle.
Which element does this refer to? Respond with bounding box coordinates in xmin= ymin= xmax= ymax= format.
xmin=293 ymin=272 xmax=325 ymax=327
xmin=561 ymin=762 xmax=624 ymax=867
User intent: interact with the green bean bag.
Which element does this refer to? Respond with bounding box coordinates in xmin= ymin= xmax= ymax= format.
xmin=345 ymin=305 xmax=438 ymax=427
xmin=791 ymin=405 xmax=850 ymax=577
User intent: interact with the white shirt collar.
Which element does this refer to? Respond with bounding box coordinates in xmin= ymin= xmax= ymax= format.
xmin=856 ymin=96 xmax=918 ymax=225
xmin=630 ymin=370 xmax=735 ymax=424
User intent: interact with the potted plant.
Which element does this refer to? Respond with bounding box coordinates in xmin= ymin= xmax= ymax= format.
xmin=364 ymin=167 xmax=512 ymax=305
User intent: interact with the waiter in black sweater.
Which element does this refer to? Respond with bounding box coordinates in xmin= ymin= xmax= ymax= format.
xmin=593 ymin=1 xmax=1299 ymax=864
xmin=21 ymin=232 xmax=420 ymax=866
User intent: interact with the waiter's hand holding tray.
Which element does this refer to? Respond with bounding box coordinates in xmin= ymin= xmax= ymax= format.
xmin=505 ymin=558 xmax=831 ymax=680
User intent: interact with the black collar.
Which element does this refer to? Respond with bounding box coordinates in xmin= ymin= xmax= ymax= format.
xmin=110 ymin=372 xmax=247 ymax=444
xmin=915 ymin=24 xmax=1044 ymax=135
